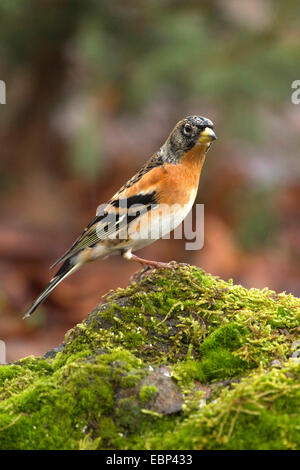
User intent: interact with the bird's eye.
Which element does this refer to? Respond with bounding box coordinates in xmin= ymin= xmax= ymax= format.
xmin=184 ymin=124 xmax=192 ymax=135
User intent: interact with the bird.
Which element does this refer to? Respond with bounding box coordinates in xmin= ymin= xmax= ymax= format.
xmin=24 ymin=115 xmax=217 ymax=318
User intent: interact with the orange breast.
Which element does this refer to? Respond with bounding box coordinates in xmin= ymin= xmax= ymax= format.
xmin=157 ymin=143 xmax=208 ymax=205
xmin=123 ymin=143 xmax=208 ymax=205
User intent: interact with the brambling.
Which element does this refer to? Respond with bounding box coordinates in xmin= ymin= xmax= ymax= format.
xmin=24 ymin=115 xmax=217 ymax=318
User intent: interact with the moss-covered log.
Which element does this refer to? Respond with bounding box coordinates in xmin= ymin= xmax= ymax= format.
xmin=0 ymin=265 xmax=299 ymax=450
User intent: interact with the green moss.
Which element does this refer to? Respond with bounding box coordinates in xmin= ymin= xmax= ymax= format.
xmin=0 ymin=265 xmax=299 ymax=449
xmin=0 ymin=348 xmax=147 ymax=449
xmin=147 ymin=360 xmax=300 ymax=450
xmin=139 ymin=385 xmax=157 ymax=404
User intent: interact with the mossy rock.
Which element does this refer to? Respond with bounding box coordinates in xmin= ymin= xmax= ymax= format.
xmin=0 ymin=265 xmax=299 ymax=449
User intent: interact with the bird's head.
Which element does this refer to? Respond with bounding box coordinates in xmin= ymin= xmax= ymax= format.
xmin=164 ymin=115 xmax=217 ymax=162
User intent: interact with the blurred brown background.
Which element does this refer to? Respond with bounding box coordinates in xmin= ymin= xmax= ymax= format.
xmin=0 ymin=0 xmax=299 ymax=362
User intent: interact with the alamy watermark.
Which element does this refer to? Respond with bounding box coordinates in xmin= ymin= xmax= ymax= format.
xmin=95 ymin=200 xmax=205 ymax=250
xmin=0 ymin=340 xmax=6 ymax=364
xmin=291 ymin=80 xmax=300 ymax=104
xmin=0 ymin=80 xmax=6 ymax=104
xmin=291 ymin=340 xmax=300 ymax=360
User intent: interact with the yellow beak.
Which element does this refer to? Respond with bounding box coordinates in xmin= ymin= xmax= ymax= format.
xmin=198 ymin=127 xmax=217 ymax=144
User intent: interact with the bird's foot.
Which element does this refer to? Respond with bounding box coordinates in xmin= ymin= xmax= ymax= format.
xmin=127 ymin=253 xmax=177 ymax=270
xmin=125 ymin=253 xmax=179 ymax=283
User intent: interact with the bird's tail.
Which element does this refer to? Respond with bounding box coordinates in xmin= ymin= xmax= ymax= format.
xmin=23 ymin=259 xmax=80 ymax=319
